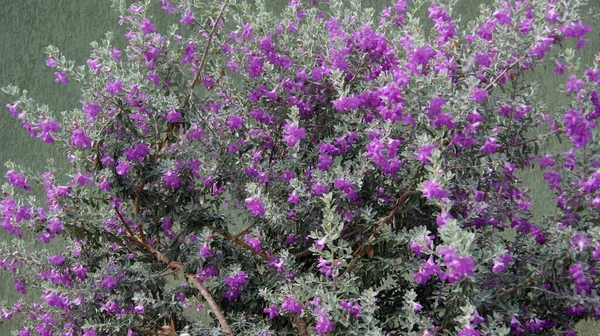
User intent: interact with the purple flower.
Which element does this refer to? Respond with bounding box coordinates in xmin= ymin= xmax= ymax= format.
xmin=246 ymin=56 xmax=264 ymax=78
xmin=225 ymin=115 xmax=244 ymax=130
xmin=102 ymin=275 xmax=118 ymax=290
xmin=568 ymin=263 xmax=592 ymax=294
xmin=281 ymin=296 xmax=303 ymax=315
xmin=82 ymin=329 xmax=96 ymax=336
xmin=563 ymin=108 xmax=594 ymax=148
xmin=5 ymin=170 xmax=30 ymax=191
xmin=243 ymin=235 xmax=262 ymax=253
xmin=87 ymin=58 xmax=102 ymax=72
xmin=332 ymin=95 xmax=362 ymax=112
xmin=54 ymin=72 xmax=68 ymax=85
xmin=45 ymin=56 xmax=57 ymax=67
xmin=287 ymin=191 xmax=299 ymax=205
xmin=311 ymin=182 xmax=329 ymax=196
xmin=223 ymin=271 xmax=248 ymax=301
xmin=199 ymin=245 xmax=213 ymax=258
xmin=83 ymin=102 xmax=102 ymax=119
xmin=134 ymin=302 xmax=144 ymax=314
xmin=554 ymin=61 xmax=566 ymax=75
xmin=283 ymin=124 xmax=307 ymax=147
xmin=13 ymin=280 xmax=26 ymax=295
xmin=110 ymin=48 xmax=122 ymax=60
xmin=47 ymin=218 xmax=63 ymax=233
xmin=339 ymin=300 xmax=362 ymax=318
xmin=115 ymin=161 xmax=132 ymax=177
xmin=140 ymin=18 xmax=156 ymax=34
xmin=264 ymin=304 xmax=279 ymax=319
xmin=415 ymin=144 xmax=435 ymax=164
xmin=162 ymin=170 xmax=182 ymax=189
xmin=411 ymin=301 xmax=422 ymax=311
xmin=224 ymin=272 xmax=248 ymax=288
xmin=314 ymin=315 xmax=336 ymax=335
xmin=317 ymin=258 xmax=334 ymax=278
xmin=166 ymin=109 xmax=181 ymax=122
xmin=421 ymin=180 xmax=449 ymax=200
xmin=73 ymin=172 xmax=92 ymax=185
xmin=565 ymin=76 xmax=585 ymax=93
xmin=480 ymin=137 xmax=501 ymax=154
xmin=438 ymin=246 xmax=475 ymax=283
xmin=593 ymin=244 xmax=600 ymax=259
xmin=48 ymin=254 xmax=65 ymax=266
xmin=314 ymin=236 xmax=326 ymax=250
xmin=71 ymin=265 xmax=87 ymax=279
xmin=458 ymin=323 xmax=480 ymax=336
xmin=71 ymin=128 xmax=91 ymax=148
xmin=197 ymin=265 xmax=217 ymax=282
xmin=537 ymin=155 xmax=555 ymax=169
xmin=470 ymin=87 xmax=488 ymax=104
xmin=571 ymin=232 xmax=589 ymax=252
xmin=105 ymin=80 xmax=123 ymax=96
xmin=103 ymin=300 xmax=121 ymax=314
xmin=492 ymin=253 xmax=512 ymax=274
xmin=5 ymin=103 xmax=18 ymax=117
xmin=245 ymin=197 xmax=265 ymax=216
xmin=285 ymin=234 xmax=296 ymax=245
xmin=180 ymin=10 xmax=195 ymax=25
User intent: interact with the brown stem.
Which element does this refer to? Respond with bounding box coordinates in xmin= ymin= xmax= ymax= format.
xmin=339 ymin=190 xmax=415 ymax=279
xmin=169 ymin=313 xmax=176 ymax=336
xmin=113 ymin=206 xmax=137 ymax=238
xmin=294 ymin=250 xmax=313 ymax=259
xmin=182 ymin=1 xmax=229 ymax=111
xmin=113 ymin=207 xmax=233 ymax=336
xmin=484 ymin=57 xmax=521 ymax=92
xmin=135 ymin=181 xmax=146 ymax=216
xmin=233 ymin=222 xmax=255 ymax=240
xmin=203 ymin=223 xmax=270 ymax=262
xmin=294 ymin=315 xmax=311 ymax=336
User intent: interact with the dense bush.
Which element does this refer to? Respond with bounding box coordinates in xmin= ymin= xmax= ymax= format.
xmin=2 ymin=0 xmax=600 ymax=334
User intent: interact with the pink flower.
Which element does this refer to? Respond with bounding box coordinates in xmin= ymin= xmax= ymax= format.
xmin=45 ymin=56 xmax=57 ymax=67
xmin=54 ymin=72 xmax=68 ymax=85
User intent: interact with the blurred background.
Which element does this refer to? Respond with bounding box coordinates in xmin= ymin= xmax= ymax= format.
xmin=0 ymin=0 xmax=598 ymax=334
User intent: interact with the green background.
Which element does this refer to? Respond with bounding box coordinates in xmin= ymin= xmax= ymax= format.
xmin=0 ymin=0 xmax=598 ymax=334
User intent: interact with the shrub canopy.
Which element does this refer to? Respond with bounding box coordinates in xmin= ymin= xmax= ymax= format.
xmin=2 ymin=0 xmax=600 ymax=335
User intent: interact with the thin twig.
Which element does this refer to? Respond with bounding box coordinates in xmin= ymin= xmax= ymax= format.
xmin=484 ymin=57 xmax=521 ymax=92
xmin=232 ymin=222 xmax=256 ymax=240
xmin=202 ymin=223 xmax=270 ymax=262
xmin=339 ymin=190 xmax=415 ymax=279
xmin=294 ymin=315 xmax=311 ymax=336
xmin=113 ymin=207 xmax=233 ymax=336
xmin=182 ymin=0 xmax=229 ymax=111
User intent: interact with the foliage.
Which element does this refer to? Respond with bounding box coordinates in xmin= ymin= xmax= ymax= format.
xmin=1 ymin=0 xmax=600 ymax=335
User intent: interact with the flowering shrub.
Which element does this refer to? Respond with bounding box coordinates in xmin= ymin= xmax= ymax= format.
xmin=1 ymin=0 xmax=600 ymax=335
